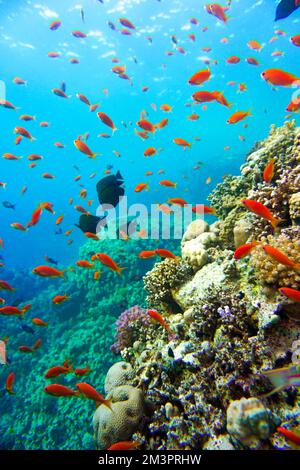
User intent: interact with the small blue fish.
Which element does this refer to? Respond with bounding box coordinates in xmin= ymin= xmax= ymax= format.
xmin=20 ymin=324 xmax=34 ymax=334
xmin=2 ymin=201 xmax=15 ymax=210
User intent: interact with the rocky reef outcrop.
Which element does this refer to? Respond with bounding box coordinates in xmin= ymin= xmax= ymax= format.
xmin=108 ymin=122 xmax=300 ymax=450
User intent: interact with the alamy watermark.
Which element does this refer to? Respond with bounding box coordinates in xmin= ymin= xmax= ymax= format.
xmin=95 ymin=197 xmax=204 ymax=240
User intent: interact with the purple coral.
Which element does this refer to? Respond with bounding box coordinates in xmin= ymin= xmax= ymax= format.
xmin=217 ymin=306 xmax=235 ymax=322
xmin=111 ymin=305 xmax=151 ymax=354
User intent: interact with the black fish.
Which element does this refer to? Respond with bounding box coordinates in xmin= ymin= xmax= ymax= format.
xmin=108 ymin=21 xmax=116 ymax=31
xmin=45 ymin=255 xmax=58 ymax=265
xmin=275 ymin=0 xmax=300 ymax=20
xmin=2 ymin=201 xmax=15 ymax=210
xmin=20 ymin=324 xmax=34 ymax=334
xmin=75 ymin=214 xmax=104 ymax=234
xmin=96 ymin=171 xmax=125 ymax=208
xmin=81 ymin=8 xmax=85 ymax=22
xmin=60 ymin=81 xmax=66 ymax=93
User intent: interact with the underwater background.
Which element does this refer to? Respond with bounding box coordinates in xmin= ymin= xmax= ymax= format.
xmin=0 ymin=0 xmax=300 ymax=450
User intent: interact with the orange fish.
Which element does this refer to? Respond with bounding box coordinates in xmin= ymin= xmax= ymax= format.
xmin=11 ymin=222 xmax=28 ymax=231
xmin=45 ymin=364 xmax=72 ymax=379
xmin=173 ymin=138 xmax=192 ymax=150
xmin=290 ymin=35 xmax=300 ymax=47
xmin=75 ymin=366 xmax=91 ymax=377
xmin=277 ymin=426 xmax=300 ymax=445
xmin=40 ymin=202 xmax=55 ymax=214
xmin=137 ymin=119 xmax=156 ymax=133
xmin=155 ymin=118 xmax=168 ymax=130
xmin=227 ymin=110 xmax=252 ymax=124
xmin=85 ymin=232 xmax=99 ymax=241
xmin=278 ymin=287 xmax=300 ymax=303
xmin=147 ymin=309 xmax=174 ymax=334
xmin=52 ymin=294 xmax=69 ymax=305
xmin=76 ymin=382 xmax=112 ymax=410
xmin=234 ymin=241 xmax=260 ymax=260
xmin=155 ymin=249 xmax=178 ymax=260
xmin=13 ymin=76 xmax=27 ymax=85
xmin=206 ymin=3 xmax=228 ymax=23
xmin=108 ymin=441 xmax=139 ymax=451
xmin=42 ymin=173 xmax=55 ymax=179
xmin=188 ymin=69 xmax=210 ymax=85
xmin=27 ymin=206 xmax=43 ymax=228
xmin=91 ymin=253 xmax=125 ymax=275
xmin=33 ymin=338 xmax=42 ymax=350
xmin=32 ymin=266 xmax=65 ymax=278
xmin=135 ymin=183 xmax=148 ymax=193
xmin=0 ymin=306 xmax=25 ymax=316
xmin=94 ymin=271 xmax=101 ymax=280
xmin=6 ymin=372 xmax=15 ymax=395
xmin=227 ymin=56 xmax=240 ymax=64
xmin=159 ymin=179 xmax=177 ymax=188
xmin=44 ymin=384 xmax=79 ymax=398
xmin=144 ymin=147 xmax=156 ymax=157
xmin=263 ymin=159 xmax=275 ymax=184
xmin=32 ymin=317 xmax=48 ymax=327
xmin=97 ymin=112 xmax=117 ymax=133
xmin=263 ymin=246 xmax=300 ymax=271
xmin=160 ymin=104 xmax=172 ymax=112
xmin=0 ymin=280 xmax=14 ymax=291
xmin=192 ymin=205 xmax=217 ymax=215
xmin=247 ymin=40 xmax=262 ymax=51
xmin=74 ymin=140 xmax=99 ymax=159
xmin=14 ymin=126 xmax=35 ymax=141
xmin=167 ymin=197 xmax=187 ymax=207
xmin=157 ymin=204 xmax=173 ymax=214
xmin=246 ymin=57 xmax=260 ymax=66
xmin=261 ymin=68 xmax=300 ymax=87
xmin=3 ymin=153 xmax=22 ymax=161
xmin=139 ymin=250 xmax=156 ymax=259
xmin=19 ymin=345 xmax=34 ymax=353
xmin=242 ymin=200 xmax=283 ymax=229
xmin=76 ymin=260 xmax=94 ymax=269
xmin=55 ymin=215 xmax=64 ymax=225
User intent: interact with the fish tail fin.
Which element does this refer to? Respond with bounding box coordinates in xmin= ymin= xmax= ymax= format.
xmin=247 ymin=108 xmax=253 ymax=116
xmin=30 ymin=137 xmax=37 ymax=142
xmin=116 ymin=266 xmax=126 ymax=276
xmin=271 ymin=217 xmax=285 ymax=229
xmin=2 ymin=183 xmax=7 ymax=189
xmin=92 ymin=153 xmax=100 ymax=159
xmin=103 ymin=397 xmax=113 ymax=411
xmin=260 ymin=385 xmax=286 ymax=398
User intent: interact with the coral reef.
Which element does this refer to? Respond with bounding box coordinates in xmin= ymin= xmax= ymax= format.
xmin=108 ymin=122 xmax=300 ymax=450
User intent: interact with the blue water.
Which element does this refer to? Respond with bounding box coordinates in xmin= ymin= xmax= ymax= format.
xmin=0 ymin=0 xmax=299 ymax=450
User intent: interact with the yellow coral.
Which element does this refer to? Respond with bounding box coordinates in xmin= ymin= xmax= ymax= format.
xmin=251 ymin=229 xmax=300 ymax=288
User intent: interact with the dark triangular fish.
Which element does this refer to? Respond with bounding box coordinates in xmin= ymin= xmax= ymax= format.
xmin=275 ymin=0 xmax=300 ymax=20
xmin=96 ymin=171 xmax=125 ymax=208
xmin=75 ymin=214 xmax=105 ymax=234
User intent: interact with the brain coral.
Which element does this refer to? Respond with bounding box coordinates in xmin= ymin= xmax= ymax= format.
xmin=251 ymin=227 xmax=300 ymax=289
xmin=93 ymin=385 xmax=144 ymax=450
xmin=104 ymin=361 xmax=135 ymax=394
